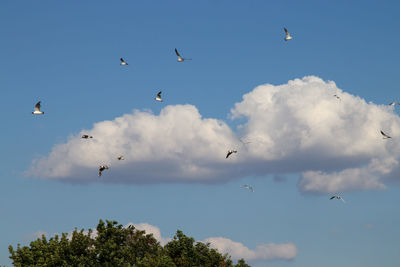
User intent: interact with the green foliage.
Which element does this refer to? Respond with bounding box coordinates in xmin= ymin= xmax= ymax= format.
xmin=9 ymin=220 xmax=250 ymax=267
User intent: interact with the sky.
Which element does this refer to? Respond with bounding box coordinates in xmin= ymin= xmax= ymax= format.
xmin=1 ymin=0 xmax=400 ymax=266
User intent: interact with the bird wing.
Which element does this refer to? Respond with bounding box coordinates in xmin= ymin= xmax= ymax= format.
xmin=330 ymin=196 xmax=335 ymax=200
xmin=157 ymin=91 xmax=162 ymax=97
xmin=226 ymin=152 xmax=231 ymax=158
xmin=175 ymin=48 xmax=181 ymax=57
xmin=35 ymin=101 xmax=41 ymax=111
xmin=340 ymin=198 xmax=346 ymax=203
xmin=120 ymin=58 xmax=125 ymax=62
xmin=284 ymin=27 xmax=289 ymax=35
xmin=381 ymin=130 xmax=391 ymax=138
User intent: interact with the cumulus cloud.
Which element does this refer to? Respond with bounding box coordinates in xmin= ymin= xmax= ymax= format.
xmin=124 ymin=222 xmax=171 ymax=246
xmin=52 ymin=222 xmax=294 ymax=262
xmin=132 ymin=223 xmax=298 ymax=262
xmin=24 ymin=230 xmax=48 ymax=241
xmin=204 ymin=237 xmax=297 ymax=261
xmin=27 ymin=76 xmax=400 ymax=193
xmin=28 ymin=105 xmax=238 ymax=184
xmin=123 ymin=222 xmax=298 ymax=262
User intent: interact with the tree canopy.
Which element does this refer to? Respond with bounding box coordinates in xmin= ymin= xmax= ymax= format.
xmin=9 ymin=220 xmax=250 ymax=267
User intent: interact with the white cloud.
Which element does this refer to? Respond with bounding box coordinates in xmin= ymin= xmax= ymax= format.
xmin=204 ymin=237 xmax=297 ymax=261
xmin=27 ymin=76 xmax=400 ymax=193
xmin=24 ymin=230 xmax=48 ymax=241
xmin=124 ymin=222 xmax=171 ymax=246
xmin=63 ymin=222 xmax=170 ymax=245
xmin=52 ymin=222 xmax=297 ymax=263
xmin=125 ymin=223 xmax=297 ymax=262
xmin=28 ymin=104 xmax=238 ymax=183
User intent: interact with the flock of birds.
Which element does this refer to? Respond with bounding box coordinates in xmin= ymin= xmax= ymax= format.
xmin=30 ymin=27 xmax=394 ymax=202
xmin=30 ymin=47 xmax=194 ymax=177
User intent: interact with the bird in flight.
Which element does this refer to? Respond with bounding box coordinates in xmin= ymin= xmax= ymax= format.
xmin=155 ymin=91 xmax=163 ymax=102
xmin=98 ymin=165 xmax=109 ymax=177
xmin=226 ymin=150 xmax=237 ymax=159
xmin=240 ymin=185 xmax=254 ymax=192
xmin=284 ymin=27 xmax=293 ymax=41
xmin=81 ymin=135 xmax=93 ymax=139
xmin=120 ymin=58 xmax=128 ymax=66
xmin=32 ymin=101 xmax=44 ymax=115
xmin=117 ymin=155 xmax=124 ymax=160
xmin=380 ymin=130 xmax=392 ymax=139
xmin=333 ymin=94 xmax=341 ymax=100
xmin=175 ymin=48 xmax=191 ymax=62
xmin=330 ymin=195 xmax=345 ymax=203
xmin=389 ymin=102 xmax=400 ymax=106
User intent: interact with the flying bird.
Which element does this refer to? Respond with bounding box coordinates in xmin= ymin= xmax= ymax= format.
xmin=284 ymin=27 xmax=293 ymax=41
xmin=81 ymin=135 xmax=93 ymax=139
xmin=32 ymin=101 xmax=44 ymax=115
xmin=389 ymin=102 xmax=400 ymax=106
xmin=240 ymin=185 xmax=254 ymax=192
xmin=226 ymin=150 xmax=237 ymax=159
xmin=380 ymin=130 xmax=392 ymax=139
xmin=117 ymin=155 xmax=124 ymax=160
xmin=98 ymin=165 xmax=109 ymax=177
xmin=333 ymin=94 xmax=341 ymax=100
xmin=155 ymin=91 xmax=163 ymax=102
xmin=175 ymin=48 xmax=191 ymax=62
xmin=120 ymin=58 xmax=128 ymax=66
xmin=330 ymin=195 xmax=345 ymax=203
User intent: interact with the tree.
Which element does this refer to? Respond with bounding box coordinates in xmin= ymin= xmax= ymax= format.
xmin=9 ymin=220 xmax=250 ymax=267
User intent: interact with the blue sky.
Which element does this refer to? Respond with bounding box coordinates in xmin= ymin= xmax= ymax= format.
xmin=1 ymin=1 xmax=400 ymax=266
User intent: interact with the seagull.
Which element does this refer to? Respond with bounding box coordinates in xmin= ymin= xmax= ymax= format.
xmin=226 ymin=150 xmax=237 ymax=159
xmin=284 ymin=27 xmax=293 ymax=41
xmin=32 ymin=101 xmax=44 ymax=115
xmin=120 ymin=58 xmax=128 ymax=66
xmin=98 ymin=165 xmax=109 ymax=177
xmin=175 ymin=48 xmax=191 ymax=62
xmin=389 ymin=102 xmax=400 ymax=106
xmin=380 ymin=130 xmax=392 ymax=139
xmin=240 ymin=185 xmax=254 ymax=192
xmin=117 ymin=155 xmax=124 ymax=160
xmin=330 ymin=195 xmax=345 ymax=203
xmin=155 ymin=91 xmax=163 ymax=102
xmin=333 ymin=94 xmax=341 ymax=100
xmin=81 ymin=135 xmax=93 ymax=139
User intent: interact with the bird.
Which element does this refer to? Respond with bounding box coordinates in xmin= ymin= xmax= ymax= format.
xmin=380 ymin=130 xmax=392 ymax=139
xmin=117 ymin=155 xmax=124 ymax=160
xmin=226 ymin=150 xmax=237 ymax=159
xmin=284 ymin=27 xmax=293 ymax=41
xmin=240 ymin=185 xmax=254 ymax=192
xmin=330 ymin=195 xmax=345 ymax=203
xmin=175 ymin=48 xmax=191 ymax=62
xmin=155 ymin=91 xmax=163 ymax=102
xmin=389 ymin=102 xmax=400 ymax=106
xmin=81 ymin=135 xmax=93 ymax=139
xmin=120 ymin=58 xmax=128 ymax=66
xmin=333 ymin=94 xmax=341 ymax=100
xmin=32 ymin=101 xmax=44 ymax=115
xmin=98 ymin=165 xmax=109 ymax=177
